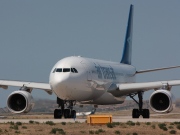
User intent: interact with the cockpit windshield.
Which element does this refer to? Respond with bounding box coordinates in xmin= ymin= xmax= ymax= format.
xmin=63 ymin=68 xmax=70 ymax=72
xmin=56 ymin=68 xmax=62 ymax=72
xmin=71 ymin=68 xmax=78 ymax=73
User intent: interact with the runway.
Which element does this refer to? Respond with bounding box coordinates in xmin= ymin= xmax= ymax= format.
xmin=0 ymin=113 xmax=180 ymax=123
xmin=1 ymin=117 xmax=180 ymax=123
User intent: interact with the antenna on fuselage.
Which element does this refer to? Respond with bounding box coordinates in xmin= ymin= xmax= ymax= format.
xmin=120 ymin=4 xmax=133 ymax=65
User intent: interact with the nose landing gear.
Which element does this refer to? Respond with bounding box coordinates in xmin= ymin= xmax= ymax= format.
xmin=54 ymin=97 xmax=76 ymax=119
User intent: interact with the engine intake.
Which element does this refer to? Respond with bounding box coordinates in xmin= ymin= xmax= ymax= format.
xmin=149 ymin=90 xmax=175 ymax=113
xmin=7 ymin=91 xmax=34 ymax=113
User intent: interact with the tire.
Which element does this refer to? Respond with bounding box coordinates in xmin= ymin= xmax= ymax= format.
xmin=54 ymin=109 xmax=62 ymax=119
xmin=71 ymin=110 xmax=76 ymax=118
xmin=64 ymin=109 xmax=70 ymax=118
xmin=132 ymin=109 xmax=139 ymax=118
xmin=143 ymin=109 xmax=150 ymax=118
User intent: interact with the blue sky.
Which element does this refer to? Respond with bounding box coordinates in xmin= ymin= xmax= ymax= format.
xmin=0 ymin=1 xmax=180 ymax=107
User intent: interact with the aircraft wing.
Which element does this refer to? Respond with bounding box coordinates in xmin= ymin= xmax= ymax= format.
xmin=0 ymin=80 xmax=52 ymax=95
xmin=107 ymin=80 xmax=180 ymax=97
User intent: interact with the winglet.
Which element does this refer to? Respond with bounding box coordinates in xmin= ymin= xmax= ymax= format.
xmin=120 ymin=5 xmax=133 ymax=65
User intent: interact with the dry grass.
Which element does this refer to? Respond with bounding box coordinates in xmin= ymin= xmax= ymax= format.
xmin=0 ymin=121 xmax=180 ymax=135
xmin=1 ymin=113 xmax=180 ymax=134
xmin=1 ymin=109 xmax=180 ymax=134
xmin=5 ymin=114 xmax=54 ymax=119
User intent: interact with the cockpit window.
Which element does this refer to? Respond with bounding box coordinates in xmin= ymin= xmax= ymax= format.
xmin=52 ymin=68 xmax=56 ymax=73
xmin=71 ymin=68 xmax=75 ymax=73
xmin=63 ymin=68 xmax=70 ymax=72
xmin=54 ymin=68 xmax=78 ymax=73
xmin=56 ymin=68 xmax=62 ymax=72
xmin=73 ymin=68 xmax=78 ymax=73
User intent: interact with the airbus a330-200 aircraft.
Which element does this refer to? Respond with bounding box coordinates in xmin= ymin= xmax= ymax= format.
xmin=1 ymin=5 xmax=180 ymax=119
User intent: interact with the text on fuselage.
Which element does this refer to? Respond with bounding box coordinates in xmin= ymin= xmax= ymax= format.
xmin=94 ymin=66 xmax=116 ymax=80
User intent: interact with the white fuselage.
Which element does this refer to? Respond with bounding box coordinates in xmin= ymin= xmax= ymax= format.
xmin=49 ymin=56 xmax=136 ymax=105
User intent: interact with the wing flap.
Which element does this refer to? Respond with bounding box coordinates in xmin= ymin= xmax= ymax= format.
xmin=0 ymin=80 xmax=52 ymax=95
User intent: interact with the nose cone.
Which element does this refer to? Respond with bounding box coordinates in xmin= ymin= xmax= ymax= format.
xmin=50 ymin=73 xmax=69 ymax=91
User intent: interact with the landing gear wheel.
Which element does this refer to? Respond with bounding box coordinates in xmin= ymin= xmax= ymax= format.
xmin=143 ymin=109 xmax=150 ymax=118
xmin=130 ymin=92 xmax=150 ymax=119
xmin=132 ymin=109 xmax=139 ymax=118
xmin=54 ymin=109 xmax=63 ymax=119
xmin=71 ymin=110 xmax=76 ymax=118
xmin=64 ymin=109 xmax=71 ymax=118
xmin=56 ymin=97 xmax=77 ymax=119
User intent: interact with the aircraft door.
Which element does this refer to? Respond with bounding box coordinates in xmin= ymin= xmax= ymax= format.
xmin=87 ymin=70 xmax=92 ymax=81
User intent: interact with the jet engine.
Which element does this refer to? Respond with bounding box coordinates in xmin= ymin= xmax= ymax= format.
xmin=7 ymin=91 xmax=34 ymax=113
xmin=149 ymin=89 xmax=175 ymax=113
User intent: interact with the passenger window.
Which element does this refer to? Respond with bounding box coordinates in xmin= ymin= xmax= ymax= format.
xmin=63 ymin=68 xmax=70 ymax=72
xmin=73 ymin=68 xmax=78 ymax=73
xmin=56 ymin=68 xmax=62 ymax=72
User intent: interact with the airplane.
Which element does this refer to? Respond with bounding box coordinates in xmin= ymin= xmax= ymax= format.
xmin=76 ymin=108 xmax=96 ymax=117
xmin=1 ymin=4 xmax=180 ymax=119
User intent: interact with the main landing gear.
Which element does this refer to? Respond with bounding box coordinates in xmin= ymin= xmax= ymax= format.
xmin=129 ymin=91 xmax=150 ymax=118
xmin=54 ymin=97 xmax=76 ymax=119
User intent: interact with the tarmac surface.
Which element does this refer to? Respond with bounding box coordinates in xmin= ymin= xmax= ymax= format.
xmin=0 ymin=118 xmax=180 ymax=123
xmin=1 ymin=114 xmax=180 ymax=123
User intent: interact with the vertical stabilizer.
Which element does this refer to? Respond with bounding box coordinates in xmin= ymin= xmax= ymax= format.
xmin=120 ymin=5 xmax=133 ymax=65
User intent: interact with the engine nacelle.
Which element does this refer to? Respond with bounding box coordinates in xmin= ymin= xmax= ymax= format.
xmin=149 ymin=89 xmax=175 ymax=113
xmin=7 ymin=91 xmax=34 ymax=113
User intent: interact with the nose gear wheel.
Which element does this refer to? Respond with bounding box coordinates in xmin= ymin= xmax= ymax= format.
xmin=54 ymin=97 xmax=76 ymax=119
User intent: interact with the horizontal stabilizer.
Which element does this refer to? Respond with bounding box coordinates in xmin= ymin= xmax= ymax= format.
xmin=136 ymin=65 xmax=180 ymax=74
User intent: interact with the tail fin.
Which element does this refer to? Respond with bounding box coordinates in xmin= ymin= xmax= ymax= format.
xmin=120 ymin=5 xmax=134 ymax=65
